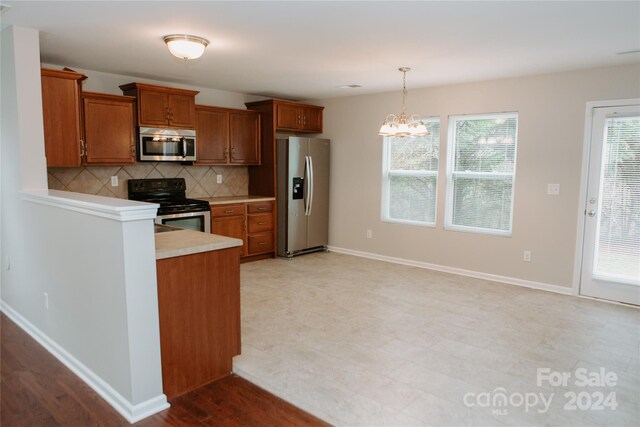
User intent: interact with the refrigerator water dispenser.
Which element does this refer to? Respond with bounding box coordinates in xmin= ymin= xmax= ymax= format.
xmin=292 ymin=177 xmax=304 ymax=200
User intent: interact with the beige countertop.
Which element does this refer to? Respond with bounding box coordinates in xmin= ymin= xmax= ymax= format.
xmin=155 ymin=229 xmax=243 ymax=260
xmin=198 ymin=195 xmax=275 ymax=205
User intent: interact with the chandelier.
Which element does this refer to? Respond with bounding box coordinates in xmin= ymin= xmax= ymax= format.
xmin=378 ymin=67 xmax=428 ymax=137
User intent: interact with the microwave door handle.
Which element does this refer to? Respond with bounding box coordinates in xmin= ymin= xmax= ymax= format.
xmin=182 ymin=138 xmax=187 ymax=159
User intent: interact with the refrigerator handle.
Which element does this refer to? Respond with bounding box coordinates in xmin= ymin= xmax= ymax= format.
xmin=308 ymin=155 xmax=314 ymax=216
xmin=304 ymin=155 xmax=311 ymax=216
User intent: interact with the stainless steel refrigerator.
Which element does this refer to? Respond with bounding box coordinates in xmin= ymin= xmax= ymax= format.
xmin=277 ymin=136 xmax=330 ymax=258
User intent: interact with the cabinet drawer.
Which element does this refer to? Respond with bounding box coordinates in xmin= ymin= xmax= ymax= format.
xmin=247 ymin=202 xmax=273 ymax=214
xmin=211 ymin=204 xmax=245 ymax=217
xmin=247 ymin=213 xmax=273 ymax=233
xmin=248 ymin=232 xmax=274 ymax=255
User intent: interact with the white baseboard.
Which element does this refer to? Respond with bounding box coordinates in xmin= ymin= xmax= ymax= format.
xmin=327 ymin=246 xmax=573 ymax=296
xmin=0 ymin=301 xmax=169 ymax=423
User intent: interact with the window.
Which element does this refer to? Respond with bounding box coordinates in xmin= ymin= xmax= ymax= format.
xmin=382 ymin=118 xmax=440 ymax=226
xmin=445 ymin=113 xmax=518 ymax=235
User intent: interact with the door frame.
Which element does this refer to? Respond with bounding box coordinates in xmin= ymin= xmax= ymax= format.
xmin=572 ymin=98 xmax=640 ymax=297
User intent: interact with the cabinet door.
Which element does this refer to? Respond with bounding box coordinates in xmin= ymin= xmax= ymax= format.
xmin=138 ymin=89 xmax=169 ymax=126
xmin=248 ymin=213 xmax=273 ymax=234
xmin=156 ymin=247 xmax=240 ymax=400
xmin=195 ymin=108 xmax=229 ymax=165
xmin=229 ymin=111 xmax=260 ymax=165
xmin=41 ymin=71 xmax=83 ymax=167
xmin=212 ymin=215 xmax=246 ymax=256
xmin=168 ymin=93 xmax=196 ymax=128
xmin=301 ymin=106 xmax=323 ymax=133
xmin=83 ymin=95 xmax=136 ymax=165
xmin=276 ymin=104 xmax=301 ymax=130
xmin=248 ymin=232 xmax=274 ymax=255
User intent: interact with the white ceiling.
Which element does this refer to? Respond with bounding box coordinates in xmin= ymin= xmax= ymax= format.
xmin=2 ymin=1 xmax=639 ymax=100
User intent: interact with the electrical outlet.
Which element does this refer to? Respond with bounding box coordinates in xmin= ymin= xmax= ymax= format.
xmin=523 ymin=250 xmax=532 ymax=262
xmin=217 ymin=175 xmax=223 ymax=184
xmin=43 ymin=292 xmax=49 ymax=310
xmin=111 ymin=176 xmax=119 ymax=187
xmin=547 ymin=183 xmax=560 ymax=195
xmin=366 ymin=229 xmax=373 ymax=239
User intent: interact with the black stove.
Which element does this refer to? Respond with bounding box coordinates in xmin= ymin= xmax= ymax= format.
xmin=128 ymin=178 xmax=210 ymax=215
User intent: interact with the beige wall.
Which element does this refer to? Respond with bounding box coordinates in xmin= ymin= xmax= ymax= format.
xmin=314 ymin=64 xmax=640 ymax=288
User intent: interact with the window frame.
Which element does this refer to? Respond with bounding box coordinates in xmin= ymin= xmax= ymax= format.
xmin=444 ymin=112 xmax=519 ymax=237
xmin=381 ymin=117 xmax=440 ymax=228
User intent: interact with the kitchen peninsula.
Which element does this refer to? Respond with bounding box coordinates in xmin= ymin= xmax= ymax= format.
xmin=154 ymin=228 xmax=243 ymax=400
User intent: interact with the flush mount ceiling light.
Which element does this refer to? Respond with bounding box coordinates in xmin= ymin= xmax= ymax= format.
xmin=378 ymin=67 xmax=428 ymax=137
xmin=163 ymin=34 xmax=209 ymax=60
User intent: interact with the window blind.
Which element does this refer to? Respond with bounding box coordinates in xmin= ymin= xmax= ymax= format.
xmin=446 ymin=114 xmax=518 ymax=235
xmin=382 ymin=119 xmax=440 ymax=225
xmin=594 ymin=116 xmax=640 ymax=281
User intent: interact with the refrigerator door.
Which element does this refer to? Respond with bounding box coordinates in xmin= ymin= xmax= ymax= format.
xmin=306 ymin=138 xmax=330 ymax=249
xmin=285 ymin=137 xmax=310 ymax=254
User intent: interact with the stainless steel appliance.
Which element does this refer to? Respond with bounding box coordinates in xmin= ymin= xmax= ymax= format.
xmin=128 ymin=178 xmax=210 ymax=233
xmin=138 ymin=127 xmax=196 ymax=161
xmin=277 ymin=136 xmax=330 ymax=257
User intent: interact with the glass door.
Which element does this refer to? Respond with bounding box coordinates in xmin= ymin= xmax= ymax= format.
xmin=580 ymin=105 xmax=640 ymax=305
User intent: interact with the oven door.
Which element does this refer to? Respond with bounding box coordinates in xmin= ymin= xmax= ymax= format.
xmin=156 ymin=211 xmax=211 ymax=233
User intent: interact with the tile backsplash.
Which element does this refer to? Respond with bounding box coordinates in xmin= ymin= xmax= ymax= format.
xmin=48 ymin=163 xmax=248 ymax=199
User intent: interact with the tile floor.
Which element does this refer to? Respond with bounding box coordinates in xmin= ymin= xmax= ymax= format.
xmin=233 ymin=252 xmax=639 ymax=426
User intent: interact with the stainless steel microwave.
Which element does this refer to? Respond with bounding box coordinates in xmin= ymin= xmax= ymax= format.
xmin=139 ymin=127 xmax=196 ymax=161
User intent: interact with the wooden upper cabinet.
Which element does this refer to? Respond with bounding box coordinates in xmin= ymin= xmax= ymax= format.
xmin=229 ymin=111 xmax=260 ymax=165
xmin=195 ymin=105 xmax=260 ymax=166
xmin=82 ymin=92 xmax=136 ymax=165
xmin=257 ymin=99 xmax=323 ymax=133
xmin=300 ymin=106 xmax=323 ymax=132
xmin=167 ymin=93 xmax=196 ymax=128
xmin=276 ymin=104 xmax=301 ymax=131
xmin=195 ymin=107 xmax=229 ymax=164
xmin=138 ymin=89 xmax=170 ymax=127
xmin=120 ymin=82 xmax=198 ymax=129
xmin=41 ymin=68 xmax=86 ymax=167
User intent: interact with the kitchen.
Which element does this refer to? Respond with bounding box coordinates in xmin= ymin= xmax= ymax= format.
xmin=2 ymin=2 xmax=640 ymax=426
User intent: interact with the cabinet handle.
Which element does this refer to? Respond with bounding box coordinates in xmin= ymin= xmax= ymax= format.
xmin=80 ymin=140 xmax=86 ymax=157
xmin=258 ymin=222 xmax=267 ymax=225
xmin=230 ymin=147 xmax=236 ymax=160
xmin=258 ymin=207 xmax=267 ymax=211
xmin=130 ymin=144 xmax=136 ymax=157
xmin=258 ymin=242 xmax=265 ymax=246
xmin=224 ymin=209 xmax=234 ymax=213
xmin=165 ymin=107 xmax=170 ymax=121
xmin=224 ymin=148 xmax=229 ymax=159
xmin=303 ymin=115 xmax=306 ymax=126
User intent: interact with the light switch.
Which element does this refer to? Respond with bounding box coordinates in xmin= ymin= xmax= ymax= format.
xmin=217 ymin=175 xmax=223 ymax=184
xmin=111 ymin=176 xmax=119 ymax=187
xmin=547 ymin=184 xmax=560 ymax=195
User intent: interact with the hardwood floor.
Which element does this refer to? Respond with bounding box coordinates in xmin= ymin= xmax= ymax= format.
xmin=0 ymin=313 xmax=329 ymax=427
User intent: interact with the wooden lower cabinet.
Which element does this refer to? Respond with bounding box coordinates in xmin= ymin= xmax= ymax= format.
xmin=156 ymin=247 xmax=241 ymax=400
xmin=248 ymin=232 xmax=274 ymax=254
xmin=212 ymin=215 xmax=246 ymax=256
xmin=210 ymin=201 xmax=275 ymax=260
